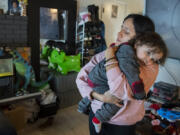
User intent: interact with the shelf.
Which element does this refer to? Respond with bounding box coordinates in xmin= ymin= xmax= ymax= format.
xmin=0 ymin=92 xmax=41 ymax=105
xmin=0 ymin=15 xmax=28 ymax=47
xmin=77 ymin=32 xmax=83 ymax=35
xmin=0 ymin=43 xmax=29 ymax=47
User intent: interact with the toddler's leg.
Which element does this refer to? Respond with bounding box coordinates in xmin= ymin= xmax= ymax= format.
xmin=117 ymin=45 xmax=146 ymax=99
xmin=95 ymin=101 xmax=123 ymax=122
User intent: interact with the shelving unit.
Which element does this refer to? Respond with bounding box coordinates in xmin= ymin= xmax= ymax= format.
xmin=0 ymin=92 xmax=41 ymax=106
xmin=76 ymin=21 xmax=105 ymax=66
xmin=0 ymin=15 xmax=28 ymax=47
xmin=76 ymin=22 xmax=85 ymax=65
xmin=0 ymin=14 xmax=35 ymax=104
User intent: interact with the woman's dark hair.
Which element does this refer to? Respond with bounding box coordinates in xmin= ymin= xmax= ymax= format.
xmin=124 ymin=14 xmax=155 ymax=35
xmin=88 ymin=4 xmax=99 ymax=22
xmin=130 ymin=32 xmax=168 ymax=65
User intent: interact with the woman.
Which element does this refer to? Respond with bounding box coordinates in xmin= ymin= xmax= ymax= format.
xmin=76 ymin=14 xmax=167 ymax=135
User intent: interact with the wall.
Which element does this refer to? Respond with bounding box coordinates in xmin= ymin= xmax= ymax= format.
xmin=155 ymin=58 xmax=180 ymax=86
xmin=101 ymin=1 xmax=127 ymax=45
xmin=77 ymin=0 xmax=144 ymax=14
xmin=125 ymin=0 xmax=145 ymax=14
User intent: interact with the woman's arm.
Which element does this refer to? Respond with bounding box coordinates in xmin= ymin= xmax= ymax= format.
xmin=91 ymin=91 xmax=123 ymax=107
xmin=76 ymin=51 xmax=105 ymax=99
xmin=90 ymin=46 xmax=124 ymax=106
xmin=76 ymin=47 xmax=123 ymax=105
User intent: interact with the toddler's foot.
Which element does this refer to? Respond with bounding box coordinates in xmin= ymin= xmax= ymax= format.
xmin=92 ymin=117 xmax=101 ymax=133
xmin=78 ymin=97 xmax=91 ymax=115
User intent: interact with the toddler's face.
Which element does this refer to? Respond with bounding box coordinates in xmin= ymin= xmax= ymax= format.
xmin=135 ymin=44 xmax=163 ymax=65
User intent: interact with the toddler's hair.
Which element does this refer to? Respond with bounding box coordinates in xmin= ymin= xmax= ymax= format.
xmin=129 ymin=32 xmax=168 ymax=65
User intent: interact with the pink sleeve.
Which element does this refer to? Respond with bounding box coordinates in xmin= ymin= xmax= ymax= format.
xmin=106 ymin=66 xmax=128 ymax=99
xmin=76 ymin=51 xmax=105 ymax=99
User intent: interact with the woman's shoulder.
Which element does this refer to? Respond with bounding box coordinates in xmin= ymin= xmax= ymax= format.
xmin=140 ymin=63 xmax=159 ymax=73
xmin=94 ymin=51 xmax=105 ymax=61
xmin=140 ymin=64 xmax=159 ymax=91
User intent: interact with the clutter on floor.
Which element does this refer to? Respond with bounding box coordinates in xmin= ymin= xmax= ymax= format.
xmin=136 ymin=81 xmax=180 ymax=135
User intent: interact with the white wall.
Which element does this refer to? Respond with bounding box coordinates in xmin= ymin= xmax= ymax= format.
xmin=155 ymin=58 xmax=180 ymax=86
xmin=101 ymin=1 xmax=127 ymax=45
xmin=125 ymin=0 xmax=145 ymax=14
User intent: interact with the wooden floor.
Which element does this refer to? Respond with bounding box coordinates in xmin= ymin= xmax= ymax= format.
xmin=18 ymin=105 xmax=89 ymax=135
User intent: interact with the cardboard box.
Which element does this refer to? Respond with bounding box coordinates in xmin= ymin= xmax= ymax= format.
xmin=3 ymin=106 xmax=26 ymax=131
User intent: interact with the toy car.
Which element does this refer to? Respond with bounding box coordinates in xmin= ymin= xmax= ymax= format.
xmin=157 ymin=108 xmax=180 ymax=122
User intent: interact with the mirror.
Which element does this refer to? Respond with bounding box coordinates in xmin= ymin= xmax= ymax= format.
xmin=40 ymin=7 xmax=68 ymax=41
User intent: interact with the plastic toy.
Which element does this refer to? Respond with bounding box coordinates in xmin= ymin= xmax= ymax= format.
xmin=48 ymin=48 xmax=81 ymax=74
xmin=56 ymin=51 xmax=81 ymax=74
xmin=48 ymin=48 xmax=60 ymax=70
xmin=11 ymin=50 xmax=53 ymax=91
xmin=41 ymin=45 xmax=52 ymax=60
xmin=157 ymin=108 xmax=180 ymax=122
xmin=151 ymin=119 xmax=160 ymax=126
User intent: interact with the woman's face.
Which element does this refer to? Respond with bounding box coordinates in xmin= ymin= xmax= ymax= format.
xmin=135 ymin=44 xmax=163 ymax=65
xmin=116 ymin=18 xmax=136 ymax=45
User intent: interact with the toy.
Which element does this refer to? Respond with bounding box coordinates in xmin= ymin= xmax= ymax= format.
xmin=151 ymin=119 xmax=160 ymax=126
xmin=157 ymin=108 xmax=180 ymax=122
xmin=57 ymin=52 xmax=81 ymax=74
xmin=11 ymin=50 xmax=53 ymax=91
xmin=48 ymin=48 xmax=60 ymax=70
xmin=48 ymin=48 xmax=81 ymax=75
xmin=41 ymin=45 xmax=52 ymax=60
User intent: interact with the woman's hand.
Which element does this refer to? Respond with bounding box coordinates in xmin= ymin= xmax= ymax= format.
xmin=91 ymin=91 xmax=123 ymax=107
xmin=102 ymin=91 xmax=123 ymax=107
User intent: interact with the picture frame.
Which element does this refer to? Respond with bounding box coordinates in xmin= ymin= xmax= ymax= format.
xmin=111 ymin=5 xmax=118 ymax=18
xmin=8 ymin=0 xmax=21 ymax=16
